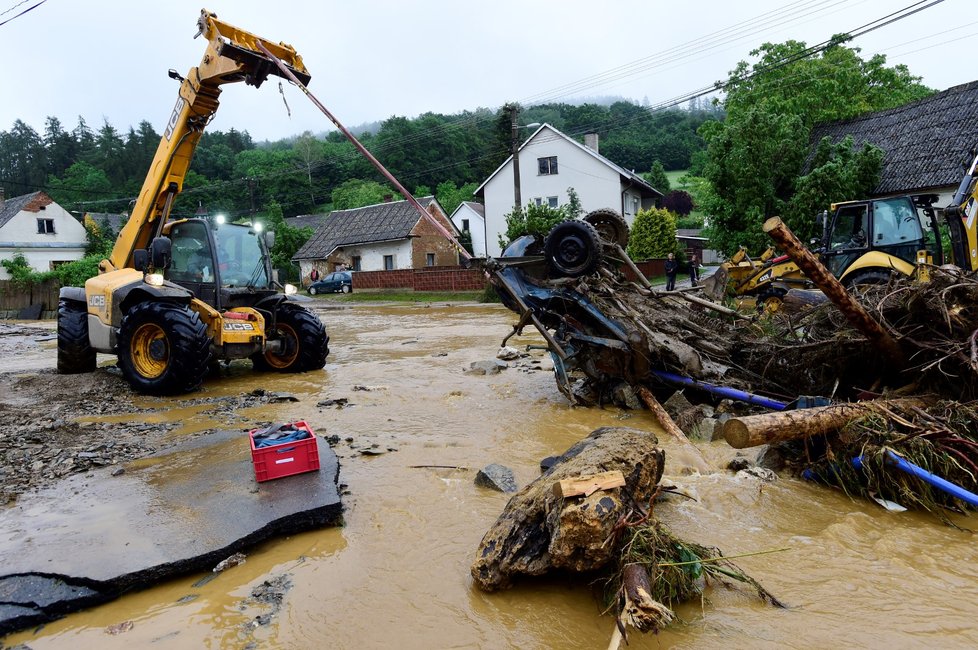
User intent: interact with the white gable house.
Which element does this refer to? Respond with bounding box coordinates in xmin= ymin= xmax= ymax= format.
xmin=475 ymin=124 xmax=662 ymax=257
xmin=450 ymin=201 xmax=487 ymax=257
xmin=0 ymin=191 xmax=87 ymax=279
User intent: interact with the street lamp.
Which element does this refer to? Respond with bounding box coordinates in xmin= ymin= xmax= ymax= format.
xmin=509 ymin=104 xmax=541 ymax=212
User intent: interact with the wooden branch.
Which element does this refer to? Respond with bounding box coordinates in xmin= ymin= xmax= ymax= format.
xmin=636 ymin=386 xmax=713 ymax=474
xmin=614 ymin=244 xmax=652 ymax=289
xmin=722 ymin=397 xmax=932 ymax=449
xmin=553 ymin=470 xmax=626 ymax=498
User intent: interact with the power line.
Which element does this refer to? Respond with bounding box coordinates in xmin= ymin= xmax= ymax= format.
xmin=0 ymin=0 xmax=45 ymax=27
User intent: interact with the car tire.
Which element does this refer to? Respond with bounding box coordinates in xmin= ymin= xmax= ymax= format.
xmin=544 ymin=219 xmax=601 ymax=278
xmin=309 ymin=286 xmax=317 ymax=295
xmin=341 ymin=284 xmax=351 ymax=294
xmin=584 ymin=208 xmax=629 ymax=248
xmin=252 ymin=303 xmax=330 ymax=372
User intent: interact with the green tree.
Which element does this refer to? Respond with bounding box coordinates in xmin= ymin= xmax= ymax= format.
xmin=434 ymin=180 xmax=477 ymax=216
xmin=644 ymin=161 xmax=671 ymax=193
xmin=260 ymin=200 xmax=314 ymax=282
xmin=330 ymin=179 xmax=393 ymax=210
xmin=701 ymin=39 xmax=931 ymax=256
xmin=499 ymin=204 xmax=568 ymax=249
xmin=627 ymin=207 xmax=681 ymax=261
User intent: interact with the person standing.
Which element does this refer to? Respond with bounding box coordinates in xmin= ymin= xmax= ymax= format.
xmin=664 ymin=253 xmax=678 ymax=291
xmin=688 ymin=251 xmax=700 ymax=287
xmin=309 ymin=267 xmax=320 ymax=284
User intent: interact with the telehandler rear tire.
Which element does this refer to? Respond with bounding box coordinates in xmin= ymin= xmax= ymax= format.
xmin=584 ymin=208 xmax=629 ymax=248
xmin=57 ymin=299 xmax=96 ymax=374
xmin=252 ymin=303 xmax=329 ymax=373
xmin=118 ymin=301 xmax=211 ymax=395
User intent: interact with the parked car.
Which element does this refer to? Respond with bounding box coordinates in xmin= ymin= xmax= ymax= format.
xmin=308 ymin=271 xmax=353 ymax=295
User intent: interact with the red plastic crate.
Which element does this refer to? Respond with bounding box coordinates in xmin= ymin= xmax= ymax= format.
xmin=249 ymin=420 xmax=320 ymax=482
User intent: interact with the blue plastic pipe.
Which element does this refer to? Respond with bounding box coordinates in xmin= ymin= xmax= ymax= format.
xmin=853 ymin=451 xmax=978 ymax=508
xmin=650 ymin=369 xmax=789 ymax=411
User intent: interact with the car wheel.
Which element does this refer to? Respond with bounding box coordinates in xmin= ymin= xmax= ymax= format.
xmin=308 ymin=286 xmax=317 ymax=295
xmin=544 ymin=220 xmax=601 ymax=278
xmin=341 ymin=284 xmax=351 ymax=294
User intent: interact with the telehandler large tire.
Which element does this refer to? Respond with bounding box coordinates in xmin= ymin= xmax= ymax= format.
xmin=118 ymin=301 xmax=211 ymax=395
xmin=252 ymin=303 xmax=329 ymax=373
xmin=584 ymin=208 xmax=629 ymax=248
xmin=57 ymin=298 xmax=96 ymax=374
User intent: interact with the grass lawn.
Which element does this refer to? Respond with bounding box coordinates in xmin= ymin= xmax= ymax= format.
xmin=307 ymin=289 xmax=485 ymax=303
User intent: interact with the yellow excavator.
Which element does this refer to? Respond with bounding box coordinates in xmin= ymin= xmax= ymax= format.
xmin=56 ymin=9 xmax=329 ymax=395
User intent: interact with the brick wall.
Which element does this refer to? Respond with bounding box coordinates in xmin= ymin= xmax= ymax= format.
xmin=352 ymin=266 xmax=486 ymax=291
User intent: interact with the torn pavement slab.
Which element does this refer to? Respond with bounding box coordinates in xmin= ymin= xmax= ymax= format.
xmin=0 ymin=428 xmax=342 ymax=635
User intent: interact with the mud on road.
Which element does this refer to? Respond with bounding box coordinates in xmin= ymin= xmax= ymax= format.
xmin=0 ymin=321 xmax=299 ymax=504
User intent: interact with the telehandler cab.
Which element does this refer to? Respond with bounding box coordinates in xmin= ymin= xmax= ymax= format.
xmin=57 ymin=9 xmax=329 ymax=395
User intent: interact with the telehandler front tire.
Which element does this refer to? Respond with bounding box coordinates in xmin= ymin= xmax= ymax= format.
xmin=118 ymin=302 xmax=211 ymax=395
xmin=252 ymin=303 xmax=329 ymax=373
xmin=57 ymin=298 xmax=96 ymax=374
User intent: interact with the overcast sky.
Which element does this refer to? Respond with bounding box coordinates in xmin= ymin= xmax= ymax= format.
xmin=0 ymin=0 xmax=972 ymax=142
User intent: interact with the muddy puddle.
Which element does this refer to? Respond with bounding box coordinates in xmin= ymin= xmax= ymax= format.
xmin=4 ymin=302 xmax=978 ymax=649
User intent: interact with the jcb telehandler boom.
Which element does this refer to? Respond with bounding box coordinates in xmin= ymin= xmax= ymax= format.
xmin=57 ymin=9 xmax=329 ymax=395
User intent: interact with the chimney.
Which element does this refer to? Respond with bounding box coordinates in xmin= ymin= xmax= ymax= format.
xmin=584 ymin=133 xmax=599 ymax=154
xmin=0 ymin=186 xmax=5 ymax=208
xmin=383 ymin=194 xmax=393 ymax=203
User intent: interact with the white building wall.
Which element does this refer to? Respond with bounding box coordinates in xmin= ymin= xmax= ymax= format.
xmin=451 ymin=204 xmax=487 ymax=257
xmin=482 ymin=129 xmax=624 ymax=257
xmin=0 ymin=202 xmax=88 ymax=279
xmin=340 ymin=239 xmax=413 ymax=271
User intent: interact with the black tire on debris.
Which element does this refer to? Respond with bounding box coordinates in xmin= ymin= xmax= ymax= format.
xmin=842 ymin=269 xmax=893 ymax=289
xmin=118 ymin=301 xmax=212 ymax=395
xmin=544 ymin=219 xmax=601 ymax=278
xmin=57 ymin=298 xmax=96 ymax=374
xmin=584 ymin=208 xmax=630 ymax=248
xmin=252 ymin=302 xmax=330 ymax=372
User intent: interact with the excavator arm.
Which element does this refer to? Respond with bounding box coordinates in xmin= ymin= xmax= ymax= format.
xmin=103 ymin=9 xmax=310 ymax=273
xmin=944 ymin=149 xmax=978 ymax=272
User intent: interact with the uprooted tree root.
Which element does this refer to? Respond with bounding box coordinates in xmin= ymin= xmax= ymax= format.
xmin=600 ymin=503 xmax=785 ymax=640
xmin=788 ymin=400 xmax=978 ymax=523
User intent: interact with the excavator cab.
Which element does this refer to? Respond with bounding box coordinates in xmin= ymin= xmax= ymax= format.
xmin=819 ymin=194 xmax=942 ymax=286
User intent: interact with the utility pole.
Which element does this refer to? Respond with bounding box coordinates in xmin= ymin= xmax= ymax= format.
xmin=509 ymin=104 xmax=522 ymax=213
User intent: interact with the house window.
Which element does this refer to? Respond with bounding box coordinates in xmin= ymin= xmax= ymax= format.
xmin=538 ymin=156 xmax=558 ymax=175
xmin=37 ymin=218 xmax=55 ymax=234
xmin=351 ymin=256 xmax=362 ymax=272
xmin=383 ymin=255 xmax=395 ymax=271
xmin=548 ymin=196 xmax=559 ymax=208
xmin=461 ymin=219 xmax=470 ymax=232
xmin=426 ymin=253 xmax=435 ymax=267
xmin=534 ymin=197 xmax=543 ymax=206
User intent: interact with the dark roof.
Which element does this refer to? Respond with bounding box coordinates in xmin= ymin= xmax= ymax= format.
xmin=285 ymin=214 xmax=327 ymax=231
xmin=0 ymin=191 xmax=46 ymax=229
xmin=457 ymin=201 xmax=485 ymax=218
xmin=293 ymin=196 xmax=438 ymax=260
xmin=809 ymin=81 xmax=978 ymax=195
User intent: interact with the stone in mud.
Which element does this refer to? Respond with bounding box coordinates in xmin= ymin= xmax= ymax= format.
xmin=663 ymin=391 xmax=693 ymax=418
xmin=612 ymin=382 xmax=643 ymax=410
xmin=727 ymin=456 xmax=753 ymax=472
xmin=465 ymin=360 xmax=508 ymax=376
xmin=737 ymin=466 xmax=778 ymax=482
xmin=755 ymin=445 xmax=787 ymax=472
xmin=475 ymin=463 xmax=518 ymax=492
xmin=496 ymin=346 xmax=521 ymax=361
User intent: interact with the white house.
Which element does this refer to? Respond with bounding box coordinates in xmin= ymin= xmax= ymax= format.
xmin=474 ymin=124 xmax=663 ymax=257
xmin=449 ymin=201 xmax=487 ymax=257
xmin=0 ymin=191 xmax=87 ymax=279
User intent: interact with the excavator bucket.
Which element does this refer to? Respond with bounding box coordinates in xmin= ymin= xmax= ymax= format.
xmin=196 ymin=9 xmax=311 ymax=87
xmin=702 ymin=265 xmax=729 ymax=301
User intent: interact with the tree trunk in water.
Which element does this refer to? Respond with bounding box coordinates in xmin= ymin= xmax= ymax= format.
xmin=471 ymin=427 xmax=665 ymax=591
xmin=722 ymin=397 xmax=932 ymax=448
xmin=636 ymin=386 xmax=712 ymax=474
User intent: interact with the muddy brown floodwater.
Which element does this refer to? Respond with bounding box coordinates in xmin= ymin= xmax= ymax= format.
xmin=3 ymin=302 xmax=978 ymax=649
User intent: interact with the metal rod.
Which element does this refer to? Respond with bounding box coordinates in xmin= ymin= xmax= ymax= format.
xmin=256 ymin=42 xmax=471 ymax=260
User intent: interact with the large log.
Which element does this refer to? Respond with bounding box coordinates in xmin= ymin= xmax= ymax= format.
xmin=636 ymin=386 xmax=713 ymax=474
xmin=471 ymin=427 xmax=665 ymax=591
xmin=722 ymin=397 xmax=931 ymax=448
xmin=762 ymin=216 xmax=905 ymax=366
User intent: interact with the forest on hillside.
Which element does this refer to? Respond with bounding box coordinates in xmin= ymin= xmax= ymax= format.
xmin=0 ymin=100 xmax=722 ymax=223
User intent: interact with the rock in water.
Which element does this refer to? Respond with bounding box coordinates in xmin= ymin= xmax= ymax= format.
xmin=475 ymin=464 xmax=517 ymax=492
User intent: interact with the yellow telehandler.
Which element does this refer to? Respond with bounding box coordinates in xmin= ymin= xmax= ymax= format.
xmin=57 ymin=9 xmax=329 ymax=395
